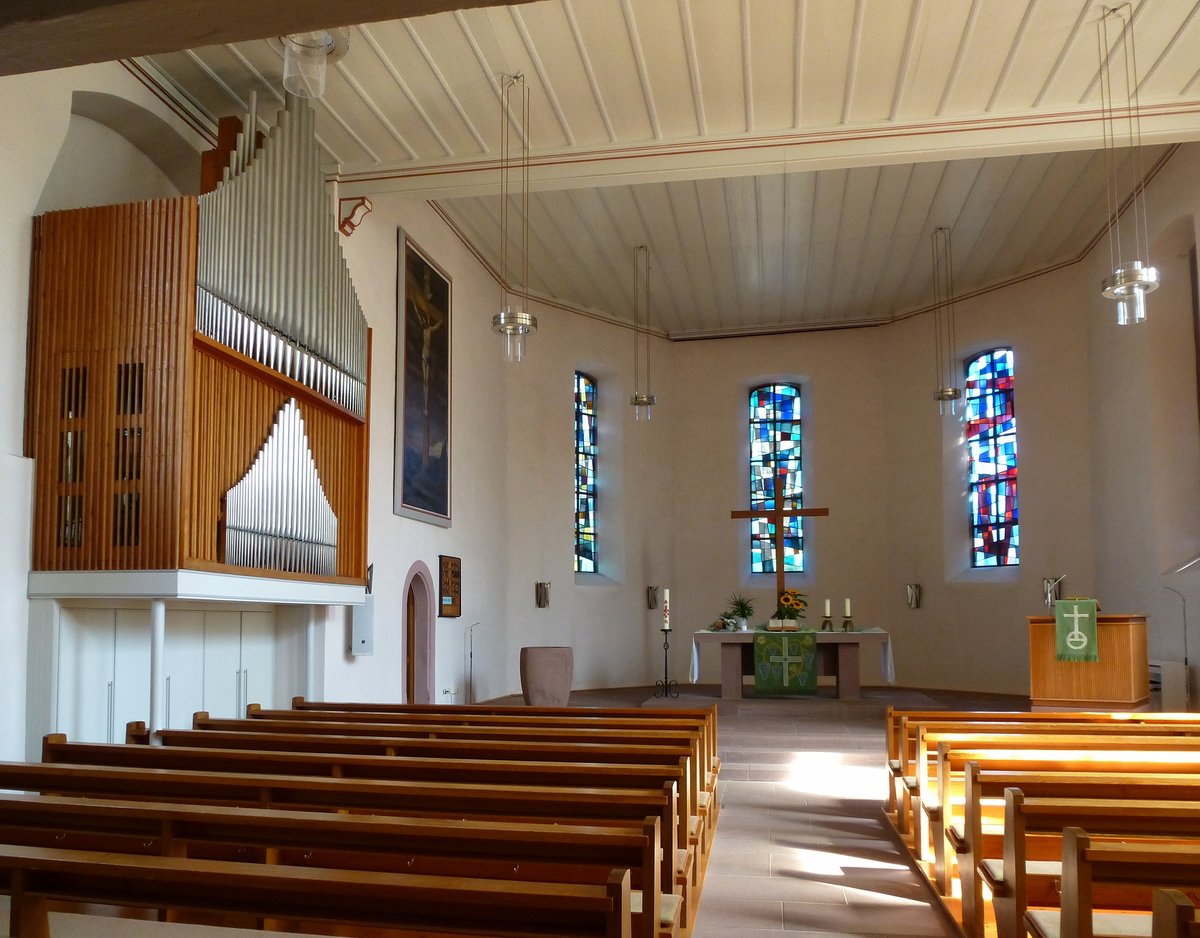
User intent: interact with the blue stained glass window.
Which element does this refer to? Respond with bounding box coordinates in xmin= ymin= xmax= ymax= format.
xmin=574 ymin=371 xmax=597 ymax=573
xmin=965 ymin=348 xmax=1019 ymax=566
xmin=748 ymin=384 xmax=805 ymax=574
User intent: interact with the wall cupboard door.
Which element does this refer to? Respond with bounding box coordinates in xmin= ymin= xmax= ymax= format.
xmin=57 ymin=608 xmax=150 ymax=743
xmin=240 ymin=611 xmax=275 ymax=710
xmin=112 ymin=610 xmax=151 ymax=739
xmin=58 ymin=609 xmax=119 ymax=743
xmin=202 ymin=611 xmax=276 ymax=718
xmin=163 ymin=612 xmax=204 ymax=729
xmin=58 ymin=606 xmax=278 ymax=739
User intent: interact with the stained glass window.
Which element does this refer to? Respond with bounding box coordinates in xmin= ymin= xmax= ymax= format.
xmin=574 ymin=371 xmax=597 ymax=573
xmin=965 ymin=348 xmax=1019 ymax=566
xmin=748 ymin=384 xmax=804 ymax=574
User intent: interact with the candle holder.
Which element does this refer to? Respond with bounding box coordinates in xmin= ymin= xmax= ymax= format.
xmin=655 ymin=627 xmax=678 ymax=698
xmin=820 ymin=617 xmax=833 ymax=631
xmin=841 ymin=615 xmax=855 ymax=632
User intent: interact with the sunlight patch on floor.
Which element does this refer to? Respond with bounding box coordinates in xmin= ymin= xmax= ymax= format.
xmin=781 ymin=750 xmax=883 ymax=800
xmin=784 ymin=847 xmax=908 ymax=875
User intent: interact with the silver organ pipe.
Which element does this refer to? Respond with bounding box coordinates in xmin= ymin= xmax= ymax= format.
xmin=224 ymin=399 xmax=338 ymax=577
xmin=197 ymin=94 xmax=368 ymax=418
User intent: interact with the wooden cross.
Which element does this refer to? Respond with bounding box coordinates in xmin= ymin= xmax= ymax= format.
xmin=730 ymin=468 xmax=829 ymax=598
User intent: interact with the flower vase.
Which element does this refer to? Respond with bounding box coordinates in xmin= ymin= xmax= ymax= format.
xmin=737 ymin=617 xmax=749 ymax=631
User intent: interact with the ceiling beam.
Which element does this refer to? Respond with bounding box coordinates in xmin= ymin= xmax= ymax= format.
xmin=0 ymin=0 xmax=533 ymax=77
xmin=335 ymin=101 xmax=1200 ymax=201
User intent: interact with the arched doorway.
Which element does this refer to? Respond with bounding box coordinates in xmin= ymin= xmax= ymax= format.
xmin=401 ymin=562 xmax=436 ymax=703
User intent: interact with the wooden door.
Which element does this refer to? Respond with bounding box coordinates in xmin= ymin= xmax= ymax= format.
xmin=406 ymin=585 xmax=416 ymax=703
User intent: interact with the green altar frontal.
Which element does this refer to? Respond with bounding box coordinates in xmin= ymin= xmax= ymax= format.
xmin=753 ymin=631 xmax=819 ymax=696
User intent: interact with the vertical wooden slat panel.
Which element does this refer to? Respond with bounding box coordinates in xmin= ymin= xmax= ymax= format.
xmin=26 ymin=198 xmax=196 ymax=572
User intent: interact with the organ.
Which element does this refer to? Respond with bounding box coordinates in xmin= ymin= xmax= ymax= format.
xmin=24 ymin=94 xmax=369 ymax=586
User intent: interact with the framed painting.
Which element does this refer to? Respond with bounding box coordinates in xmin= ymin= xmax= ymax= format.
xmin=439 ymin=555 xmax=461 ymax=618
xmin=394 ymin=230 xmax=452 ymax=526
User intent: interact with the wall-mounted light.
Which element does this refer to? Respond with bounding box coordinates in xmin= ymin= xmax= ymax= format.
xmin=337 ymin=196 xmax=373 ymax=236
xmin=1043 ymin=575 xmax=1066 ymax=609
xmin=535 ymin=581 xmax=551 ymax=608
xmin=905 ymin=584 xmax=921 ymax=609
xmin=646 ymin=586 xmax=659 ymax=610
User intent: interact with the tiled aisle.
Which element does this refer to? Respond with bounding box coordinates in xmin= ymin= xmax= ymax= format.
xmin=492 ymin=683 xmax=1029 ymax=937
xmin=689 ymin=691 xmax=961 ymax=938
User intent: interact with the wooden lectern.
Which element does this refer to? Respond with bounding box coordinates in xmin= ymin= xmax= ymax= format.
xmin=1027 ymin=614 xmax=1149 ymax=709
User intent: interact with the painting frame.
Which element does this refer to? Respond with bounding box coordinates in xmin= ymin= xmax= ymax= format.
xmin=439 ymin=554 xmax=462 ymax=618
xmin=394 ymin=230 xmax=452 ymax=526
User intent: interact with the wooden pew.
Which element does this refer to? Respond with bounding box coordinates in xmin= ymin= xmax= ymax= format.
xmin=0 ymin=843 xmax=632 ymax=938
xmin=155 ymin=724 xmax=698 ymax=907
xmin=954 ymin=762 xmax=1200 ymax=938
xmin=1024 ymin=827 xmax=1200 ymax=938
xmin=290 ymin=697 xmax=720 ymax=795
xmin=885 ymin=708 xmax=1200 ymax=817
xmin=0 ymin=791 xmax=668 ymax=938
xmin=926 ymin=732 xmax=1200 ymax=885
xmin=268 ymin=701 xmax=720 ymax=836
xmin=986 ymin=789 xmax=1200 ymax=938
xmin=1152 ymin=889 xmax=1200 ymax=938
xmin=904 ymin=721 xmax=1200 ymax=849
xmin=48 ymin=732 xmax=691 ymax=927
xmin=193 ymin=710 xmax=712 ymax=864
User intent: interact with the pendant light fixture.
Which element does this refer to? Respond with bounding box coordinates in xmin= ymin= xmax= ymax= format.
xmin=931 ymin=226 xmax=961 ymax=414
xmin=630 ymin=245 xmax=656 ymax=421
xmin=280 ymin=29 xmax=347 ymax=99
xmin=1097 ymin=4 xmax=1158 ymax=325
xmin=491 ymin=73 xmax=537 ymax=362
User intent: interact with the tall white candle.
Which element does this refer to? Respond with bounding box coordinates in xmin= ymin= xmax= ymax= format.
xmin=662 ymin=589 xmax=671 ymax=630
xmin=824 ymin=598 xmax=831 ymax=618
xmin=844 ymin=597 xmax=852 ymax=617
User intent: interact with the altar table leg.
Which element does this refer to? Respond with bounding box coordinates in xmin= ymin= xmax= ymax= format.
xmin=720 ymin=643 xmax=744 ymax=699
xmin=836 ymin=642 xmax=861 ymax=699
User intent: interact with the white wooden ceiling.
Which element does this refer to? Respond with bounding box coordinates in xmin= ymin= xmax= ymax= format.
xmin=143 ymin=0 xmax=1200 ymax=336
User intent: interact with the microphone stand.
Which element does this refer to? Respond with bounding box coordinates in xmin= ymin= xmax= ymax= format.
xmin=467 ymin=622 xmax=482 ymax=704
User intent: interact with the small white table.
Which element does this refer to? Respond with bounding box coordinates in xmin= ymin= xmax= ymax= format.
xmin=691 ymin=628 xmax=893 ymax=700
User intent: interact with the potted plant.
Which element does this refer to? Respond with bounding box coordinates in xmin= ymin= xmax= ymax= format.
xmin=726 ymin=593 xmax=755 ymax=631
xmin=769 ymin=589 xmax=808 ymax=630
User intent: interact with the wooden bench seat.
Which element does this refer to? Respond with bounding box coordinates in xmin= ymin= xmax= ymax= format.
xmin=984 ymin=790 xmax=1200 ymax=938
xmin=928 ymin=735 xmax=1200 ymax=889
xmin=1024 ymin=828 xmax=1200 ymax=938
xmin=1152 ymin=889 xmax=1200 ymax=938
xmin=885 ymin=709 xmax=1200 ymax=818
xmin=288 ymin=698 xmax=720 ymax=798
xmin=0 ymin=842 xmax=632 ymax=938
xmin=0 ymin=791 xmax=671 ymax=938
xmin=153 ymin=725 xmax=699 ymax=911
xmin=46 ymin=733 xmax=692 ymax=930
xmin=905 ymin=723 xmax=1200 ymax=851
xmin=952 ymin=762 xmax=1200 ymax=938
xmin=190 ymin=711 xmax=713 ymax=865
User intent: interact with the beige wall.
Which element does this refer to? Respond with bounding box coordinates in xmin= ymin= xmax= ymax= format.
xmin=1 ymin=65 xmax=1198 ymax=755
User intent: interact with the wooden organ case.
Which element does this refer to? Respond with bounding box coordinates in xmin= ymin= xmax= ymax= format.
xmin=25 ymin=96 xmax=369 ymax=585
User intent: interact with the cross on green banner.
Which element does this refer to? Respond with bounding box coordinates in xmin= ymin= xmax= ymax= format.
xmin=1055 ymin=599 xmax=1098 ymax=662
xmin=753 ymin=632 xmax=818 ymax=696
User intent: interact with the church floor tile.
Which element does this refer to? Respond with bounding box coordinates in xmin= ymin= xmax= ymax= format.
xmin=483 ymin=683 xmax=1025 ymax=937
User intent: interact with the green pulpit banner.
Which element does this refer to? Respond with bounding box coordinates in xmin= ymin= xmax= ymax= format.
xmin=754 ymin=632 xmax=818 ymax=696
xmin=1055 ymin=599 xmax=1099 ymax=662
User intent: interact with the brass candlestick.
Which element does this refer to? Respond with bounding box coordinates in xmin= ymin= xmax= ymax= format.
xmin=842 ymin=616 xmax=855 ymax=632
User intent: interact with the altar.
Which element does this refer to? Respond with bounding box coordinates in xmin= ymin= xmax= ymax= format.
xmin=691 ymin=628 xmax=893 ymax=700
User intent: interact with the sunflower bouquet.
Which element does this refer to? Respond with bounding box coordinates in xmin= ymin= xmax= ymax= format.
xmin=774 ymin=589 xmax=808 ymax=620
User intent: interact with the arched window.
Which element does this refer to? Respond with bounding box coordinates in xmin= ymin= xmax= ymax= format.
xmin=574 ymin=371 xmax=597 ymax=573
xmin=748 ymin=383 xmax=804 ymax=574
xmin=965 ymin=348 xmax=1019 ymax=566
